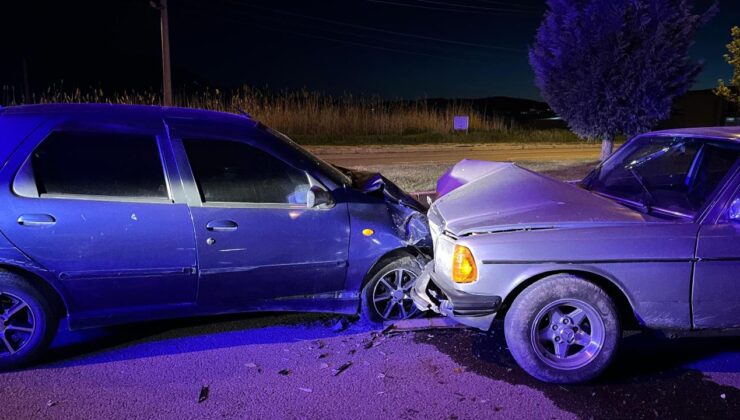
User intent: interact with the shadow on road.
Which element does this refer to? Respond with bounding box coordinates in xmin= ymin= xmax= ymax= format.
xmin=419 ymin=326 xmax=740 ymax=419
xmin=36 ymin=313 xmax=349 ymax=369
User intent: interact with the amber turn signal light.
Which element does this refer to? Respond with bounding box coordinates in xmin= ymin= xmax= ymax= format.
xmin=452 ymin=245 xmax=477 ymax=283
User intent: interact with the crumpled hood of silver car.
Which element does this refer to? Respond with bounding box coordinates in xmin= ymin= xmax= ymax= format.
xmin=432 ymin=160 xmax=654 ymax=236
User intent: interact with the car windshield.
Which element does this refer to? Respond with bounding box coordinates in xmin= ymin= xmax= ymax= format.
xmin=584 ymin=136 xmax=740 ymax=218
xmin=263 ymin=126 xmax=352 ymax=187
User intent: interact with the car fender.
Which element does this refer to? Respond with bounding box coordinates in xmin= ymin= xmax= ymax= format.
xmin=0 ymin=231 xmax=71 ymax=318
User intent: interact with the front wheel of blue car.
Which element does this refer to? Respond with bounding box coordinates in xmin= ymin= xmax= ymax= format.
xmin=360 ymin=256 xmax=422 ymax=324
xmin=0 ymin=272 xmax=58 ymax=371
xmin=504 ymin=274 xmax=620 ymax=384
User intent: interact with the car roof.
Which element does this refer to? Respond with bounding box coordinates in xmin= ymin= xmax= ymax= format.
xmin=645 ymin=126 xmax=740 ymax=142
xmin=0 ymin=103 xmax=256 ymax=126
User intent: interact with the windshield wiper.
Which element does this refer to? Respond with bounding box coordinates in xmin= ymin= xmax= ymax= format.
xmin=626 ymin=167 xmax=655 ymax=213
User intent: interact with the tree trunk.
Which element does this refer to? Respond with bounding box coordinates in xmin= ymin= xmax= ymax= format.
xmin=600 ymin=136 xmax=614 ymax=162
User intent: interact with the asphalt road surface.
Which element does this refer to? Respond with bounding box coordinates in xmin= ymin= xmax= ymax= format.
xmin=1 ymin=314 xmax=739 ymax=419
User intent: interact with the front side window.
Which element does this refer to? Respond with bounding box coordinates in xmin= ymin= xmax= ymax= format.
xmin=30 ymin=131 xmax=168 ymax=199
xmin=183 ymin=139 xmax=310 ymax=205
xmin=585 ymin=136 xmax=740 ymax=217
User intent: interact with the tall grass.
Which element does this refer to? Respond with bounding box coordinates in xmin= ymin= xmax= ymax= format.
xmin=3 ymin=85 xmax=503 ymax=132
xmin=1 ymin=85 xmax=580 ymax=144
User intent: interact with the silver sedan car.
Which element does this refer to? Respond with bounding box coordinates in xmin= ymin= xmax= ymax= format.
xmin=412 ymin=127 xmax=740 ymax=383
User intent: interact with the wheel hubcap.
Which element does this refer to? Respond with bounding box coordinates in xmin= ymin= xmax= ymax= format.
xmin=372 ymin=268 xmax=418 ymax=321
xmin=0 ymin=292 xmax=36 ymax=356
xmin=531 ymin=298 xmax=605 ymax=370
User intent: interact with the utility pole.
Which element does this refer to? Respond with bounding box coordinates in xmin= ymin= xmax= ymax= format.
xmin=152 ymin=0 xmax=173 ymax=106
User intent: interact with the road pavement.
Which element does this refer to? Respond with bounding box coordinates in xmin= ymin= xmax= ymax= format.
xmin=0 ymin=314 xmax=738 ymax=419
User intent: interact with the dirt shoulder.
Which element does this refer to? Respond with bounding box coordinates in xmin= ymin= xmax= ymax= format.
xmin=309 ymin=142 xmax=605 ymax=167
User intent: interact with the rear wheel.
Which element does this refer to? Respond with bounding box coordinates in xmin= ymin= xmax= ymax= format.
xmin=0 ymin=272 xmax=58 ymax=371
xmin=360 ymin=256 xmax=422 ymax=324
xmin=504 ymin=274 xmax=620 ymax=383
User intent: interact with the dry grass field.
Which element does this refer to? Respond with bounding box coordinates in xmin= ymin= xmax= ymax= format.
xmin=2 ymin=85 xmax=582 ymax=145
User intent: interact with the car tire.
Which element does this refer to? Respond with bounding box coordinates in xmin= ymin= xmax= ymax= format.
xmin=360 ymin=256 xmax=422 ymax=324
xmin=0 ymin=271 xmax=58 ymax=371
xmin=504 ymin=274 xmax=620 ymax=384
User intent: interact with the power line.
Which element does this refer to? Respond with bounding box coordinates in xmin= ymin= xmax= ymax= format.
xmin=224 ymin=0 xmax=525 ymax=52
xmin=365 ymin=0 xmax=538 ymax=15
xmin=178 ymin=4 xmax=498 ymax=63
xmin=415 ymin=0 xmax=540 ymax=14
xmin=215 ymin=10 xmax=516 ymax=58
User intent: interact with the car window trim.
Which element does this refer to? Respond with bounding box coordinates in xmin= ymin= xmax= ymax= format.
xmin=12 ymin=128 xmax=174 ymax=203
xmin=176 ymin=135 xmax=327 ymax=208
xmin=35 ymin=192 xmax=174 ymax=204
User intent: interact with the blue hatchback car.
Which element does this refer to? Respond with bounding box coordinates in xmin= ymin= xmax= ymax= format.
xmin=0 ymin=104 xmax=431 ymax=369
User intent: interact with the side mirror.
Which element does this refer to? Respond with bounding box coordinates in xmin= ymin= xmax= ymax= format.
xmin=729 ymin=198 xmax=740 ymax=222
xmin=307 ymin=186 xmax=334 ymax=209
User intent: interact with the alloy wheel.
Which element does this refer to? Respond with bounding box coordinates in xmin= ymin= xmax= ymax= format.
xmin=371 ymin=268 xmax=418 ymax=321
xmin=530 ymin=298 xmax=606 ymax=370
xmin=0 ymin=292 xmax=36 ymax=356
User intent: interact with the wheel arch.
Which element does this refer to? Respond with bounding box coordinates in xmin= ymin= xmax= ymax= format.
xmin=360 ymin=246 xmax=426 ymax=291
xmin=0 ymin=264 xmax=69 ymax=320
xmin=498 ymin=269 xmax=640 ymax=329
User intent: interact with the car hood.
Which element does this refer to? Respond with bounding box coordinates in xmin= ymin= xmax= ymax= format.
xmin=432 ymin=160 xmax=656 ymax=236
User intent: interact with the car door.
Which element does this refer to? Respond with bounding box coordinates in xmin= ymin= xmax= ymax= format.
xmin=0 ymin=115 xmax=198 ymax=321
xmin=167 ymin=120 xmax=350 ymax=308
xmin=693 ymin=153 xmax=740 ymax=329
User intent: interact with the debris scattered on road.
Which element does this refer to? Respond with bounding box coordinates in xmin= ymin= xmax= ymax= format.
xmin=299 ymin=387 xmax=313 ymax=393
xmin=278 ymin=369 xmax=291 ymax=376
xmin=318 ymin=353 xmax=329 ymax=359
xmin=46 ymin=400 xmax=59 ymax=408
xmin=319 ymin=362 xmax=329 ymax=369
xmin=198 ymin=386 xmax=209 ymax=404
xmin=721 ymin=393 xmax=727 ymax=400
xmin=245 ymin=362 xmax=258 ymax=368
xmin=331 ymin=318 xmax=349 ymax=332
xmin=333 ymin=361 xmax=353 ymax=376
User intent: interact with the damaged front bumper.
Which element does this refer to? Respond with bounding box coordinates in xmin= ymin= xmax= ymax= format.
xmin=410 ymin=262 xmax=501 ymax=331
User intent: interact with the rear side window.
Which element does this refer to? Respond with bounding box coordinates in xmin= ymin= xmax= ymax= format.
xmin=31 ymin=131 xmax=168 ymax=199
xmin=183 ymin=139 xmax=310 ymax=204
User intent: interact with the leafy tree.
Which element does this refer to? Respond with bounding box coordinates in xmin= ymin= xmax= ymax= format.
xmin=530 ymin=0 xmax=716 ymax=161
xmin=715 ymin=26 xmax=740 ymax=105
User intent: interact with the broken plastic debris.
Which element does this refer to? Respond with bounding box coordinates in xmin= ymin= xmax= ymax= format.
xmin=299 ymin=387 xmax=313 ymax=393
xmin=198 ymin=386 xmax=209 ymax=403
xmin=278 ymin=369 xmax=291 ymax=376
xmin=332 ymin=362 xmax=353 ymax=376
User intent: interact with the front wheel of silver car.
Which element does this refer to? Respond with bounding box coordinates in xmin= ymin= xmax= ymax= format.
xmin=504 ymin=274 xmax=620 ymax=384
xmin=360 ymin=256 xmax=422 ymax=324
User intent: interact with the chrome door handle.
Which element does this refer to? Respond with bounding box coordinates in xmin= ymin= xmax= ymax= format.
xmin=17 ymin=214 xmax=56 ymax=227
xmin=206 ymin=220 xmax=238 ymax=232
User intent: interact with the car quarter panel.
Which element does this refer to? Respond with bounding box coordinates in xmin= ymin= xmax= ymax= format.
xmin=447 ymin=222 xmax=699 ymax=329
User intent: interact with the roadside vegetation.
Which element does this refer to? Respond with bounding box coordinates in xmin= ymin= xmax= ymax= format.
xmin=1 ymin=85 xmax=581 ymax=145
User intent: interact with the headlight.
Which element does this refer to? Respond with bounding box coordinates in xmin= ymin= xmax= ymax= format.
xmin=452 ymin=245 xmax=478 ymax=283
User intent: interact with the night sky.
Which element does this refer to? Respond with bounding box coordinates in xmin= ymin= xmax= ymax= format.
xmin=1 ymin=0 xmax=738 ymax=100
